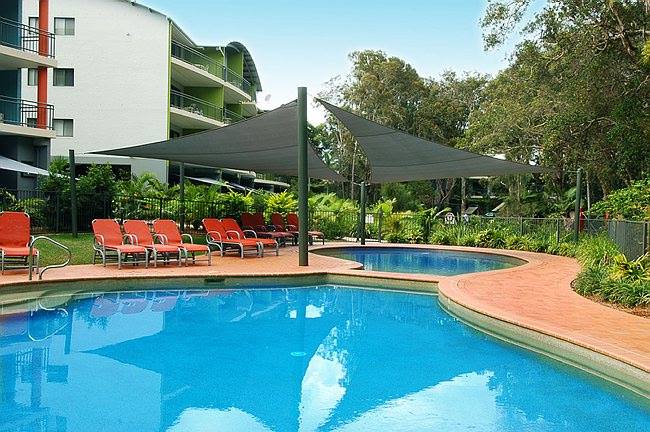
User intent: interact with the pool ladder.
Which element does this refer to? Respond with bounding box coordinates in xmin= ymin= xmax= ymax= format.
xmin=28 ymin=236 xmax=72 ymax=281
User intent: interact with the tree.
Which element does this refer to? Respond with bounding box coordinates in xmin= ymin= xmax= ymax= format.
xmin=471 ymin=0 xmax=650 ymax=198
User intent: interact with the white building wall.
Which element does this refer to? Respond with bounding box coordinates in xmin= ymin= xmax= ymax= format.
xmin=21 ymin=0 xmax=170 ymax=180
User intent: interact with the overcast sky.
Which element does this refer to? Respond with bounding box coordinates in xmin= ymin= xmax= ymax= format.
xmin=142 ymin=0 xmax=519 ymax=122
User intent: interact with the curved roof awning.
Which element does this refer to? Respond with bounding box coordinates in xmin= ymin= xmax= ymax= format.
xmin=227 ymin=41 xmax=262 ymax=91
xmin=91 ymin=102 xmax=344 ymax=182
xmin=318 ymin=99 xmax=546 ymax=184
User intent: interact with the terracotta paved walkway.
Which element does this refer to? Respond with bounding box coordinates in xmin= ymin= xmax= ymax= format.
xmin=1 ymin=243 xmax=649 ymax=375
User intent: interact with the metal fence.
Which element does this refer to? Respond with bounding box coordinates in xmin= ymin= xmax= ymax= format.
xmin=0 ymin=96 xmax=54 ymax=130
xmin=0 ymin=16 xmax=56 ymax=58
xmin=1 ymin=189 xmax=648 ymax=259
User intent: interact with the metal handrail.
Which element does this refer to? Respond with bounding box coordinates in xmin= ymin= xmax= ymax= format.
xmin=0 ymin=95 xmax=54 ymax=129
xmin=223 ymin=108 xmax=244 ymax=124
xmin=171 ymin=41 xmax=222 ymax=79
xmin=29 ymin=235 xmax=72 ymax=281
xmin=170 ymin=90 xmax=223 ymax=122
xmin=171 ymin=41 xmax=253 ymax=97
xmin=0 ymin=16 xmax=55 ymax=58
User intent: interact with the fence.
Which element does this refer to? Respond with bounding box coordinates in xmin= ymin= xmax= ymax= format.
xmin=1 ymin=189 xmax=648 ymax=260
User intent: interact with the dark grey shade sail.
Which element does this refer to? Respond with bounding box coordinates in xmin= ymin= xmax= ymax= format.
xmin=0 ymin=155 xmax=49 ymax=176
xmin=91 ymin=102 xmax=345 ymax=182
xmin=318 ymin=99 xmax=547 ymax=184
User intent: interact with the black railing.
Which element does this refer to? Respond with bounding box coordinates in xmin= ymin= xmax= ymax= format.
xmin=2 ymin=188 xmax=647 ymax=260
xmin=0 ymin=17 xmax=55 ymax=58
xmin=0 ymin=95 xmax=54 ymax=129
xmin=171 ymin=42 xmax=222 ymax=79
xmin=170 ymin=90 xmax=222 ymax=122
xmin=223 ymin=108 xmax=243 ymax=124
xmin=171 ymin=41 xmax=254 ymax=98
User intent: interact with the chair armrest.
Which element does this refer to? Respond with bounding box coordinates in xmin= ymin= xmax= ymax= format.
xmin=243 ymin=230 xmax=258 ymax=238
xmin=226 ymin=230 xmax=241 ymax=239
xmin=154 ymin=233 xmax=168 ymax=244
xmin=94 ymin=234 xmax=105 ymax=247
xmin=286 ymin=224 xmax=298 ymax=231
xmin=123 ymin=234 xmax=137 ymax=245
xmin=206 ymin=230 xmax=222 ymax=241
xmin=255 ymin=225 xmax=268 ymax=232
xmin=182 ymin=233 xmax=194 ymax=243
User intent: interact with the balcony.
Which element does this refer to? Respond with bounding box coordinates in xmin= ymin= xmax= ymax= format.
xmin=170 ymin=90 xmax=226 ymax=130
xmin=0 ymin=95 xmax=56 ymax=138
xmin=170 ymin=42 xmax=254 ymax=102
xmin=0 ymin=17 xmax=56 ymax=69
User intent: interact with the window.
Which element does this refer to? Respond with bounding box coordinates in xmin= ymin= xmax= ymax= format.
xmin=53 ymin=119 xmax=73 ymax=137
xmin=53 ymin=69 xmax=74 ymax=86
xmin=54 ymin=18 xmax=75 ymax=36
xmin=27 ymin=69 xmax=38 ymax=86
xmin=28 ymin=17 xmax=39 ymax=29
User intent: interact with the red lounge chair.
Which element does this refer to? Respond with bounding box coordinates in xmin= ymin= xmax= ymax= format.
xmin=0 ymin=212 xmax=39 ymax=274
xmin=153 ymin=219 xmax=212 ymax=266
xmin=92 ymin=219 xmax=149 ymax=269
xmin=123 ymin=220 xmax=183 ymax=267
xmin=286 ymin=213 xmax=325 ymax=245
xmin=202 ymin=218 xmax=261 ymax=258
xmin=222 ymin=218 xmax=279 ymax=256
xmin=242 ymin=212 xmax=293 ymax=245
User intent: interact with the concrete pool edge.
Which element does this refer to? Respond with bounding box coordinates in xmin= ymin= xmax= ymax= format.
xmin=0 ymin=244 xmax=648 ymax=400
xmin=437 ymin=291 xmax=650 ymax=398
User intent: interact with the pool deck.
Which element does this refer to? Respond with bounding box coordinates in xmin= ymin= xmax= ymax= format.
xmin=1 ymin=242 xmax=649 ymax=392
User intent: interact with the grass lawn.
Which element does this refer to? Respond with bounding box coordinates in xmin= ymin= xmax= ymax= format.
xmin=35 ymin=233 xmax=209 ymax=267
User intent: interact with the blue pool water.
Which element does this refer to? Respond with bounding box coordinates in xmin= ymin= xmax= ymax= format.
xmin=1 ymin=285 xmax=648 ymax=431
xmin=315 ymin=247 xmax=524 ymax=275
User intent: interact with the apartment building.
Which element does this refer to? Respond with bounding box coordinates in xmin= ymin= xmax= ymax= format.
xmin=20 ymin=0 xmax=262 ymax=183
xmin=0 ymin=0 xmax=56 ymax=190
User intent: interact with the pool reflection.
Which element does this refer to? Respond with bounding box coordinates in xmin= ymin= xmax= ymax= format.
xmin=0 ymin=286 xmax=647 ymax=432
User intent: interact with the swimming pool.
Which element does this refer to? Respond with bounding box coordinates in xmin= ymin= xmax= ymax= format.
xmin=315 ymin=246 xmax=524 ymax=276
xmin=1 ymin=284 xmax=647 ymax=431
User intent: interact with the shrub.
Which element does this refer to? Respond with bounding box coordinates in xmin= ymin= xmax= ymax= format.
xmin=591 ymin=177 xmax=650 ymax=220
xmin=265 ymin=191 xmax=297 ymax=216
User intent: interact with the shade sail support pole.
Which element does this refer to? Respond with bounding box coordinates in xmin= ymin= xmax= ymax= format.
xmin=69 ymin=149 xmax=77 ymax=238
xmin=359 ymin=182 xmax=367 ymax=245
xmin=298 ymin=87 xmax=309 ymax=266
xmin=573 ymin=168 xmax=582 ymax=243
xmin=179 ymin=163 xmax=186 ymax=232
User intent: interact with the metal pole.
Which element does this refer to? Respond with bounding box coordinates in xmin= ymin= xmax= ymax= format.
xmin=297 ymin=87 xmax=309 ymax=266
xmin=460 ymin=177 xmax=467 ymax=216
xmin=377 ymin=209 xmax=383 ymax=243
xmin=179 ymin=163 xmax=185 ymax=232
xmin=359 ymin=182 xmax=367 ymax=245
xmin=573 ymin=168 xmax=582 ymax=243
xmin=69 ymin=149 xmax=77 ymax=237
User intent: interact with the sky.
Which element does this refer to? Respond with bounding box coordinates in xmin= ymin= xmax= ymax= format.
xmin=142 ymin=0 xmax=517 ymax=123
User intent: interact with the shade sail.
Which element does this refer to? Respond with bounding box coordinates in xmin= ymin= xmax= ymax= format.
xmin=318 ymin=99 xmax=546 ymax=184
xmin=0 ymin=155 xmax=49 ymax=176
xmin=91 ymin=102 xmax=345 ymax=182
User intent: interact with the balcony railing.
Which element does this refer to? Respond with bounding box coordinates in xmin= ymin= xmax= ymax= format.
xmin=0 ymin=17 xmax=55 ymax=58
xmin=170 ymin=90 xmax=223 ymax=123
xmin=223 ymin=108 xmax=244 ymax=124
xmin=0 ymin=95 xmax=54 ymax=130
xmin=171 ymin=41 xmax=254 ymax=98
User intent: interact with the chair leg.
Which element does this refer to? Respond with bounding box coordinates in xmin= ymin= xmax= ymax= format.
xmin=207 ymin=250 xmax=212 ymax=266
xmin=275 ymin=243 xmax=279 ymax=256
xmin=118 ymin=251 xmax=122 ymax=270
xmin=153 ymin=250 xmax=157 ymax=268
xmin=145 ymin=250 xmax=149 ymax=269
